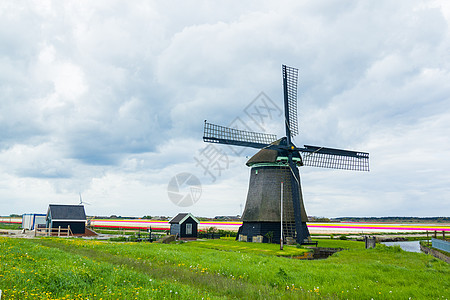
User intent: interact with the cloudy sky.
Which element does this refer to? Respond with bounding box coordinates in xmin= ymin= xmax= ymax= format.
xmin=1 ymin=0 xmax=449 ymax=218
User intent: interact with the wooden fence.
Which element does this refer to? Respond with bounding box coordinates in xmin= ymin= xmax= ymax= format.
xmin=34 ymin=226 xmax=73 ymax=237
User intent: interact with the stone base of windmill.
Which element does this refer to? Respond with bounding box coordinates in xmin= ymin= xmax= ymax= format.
xmin=236 ymin=222 xmax=302 ymax=244
xmin=285 ymin=237 xmax=296 ymax=245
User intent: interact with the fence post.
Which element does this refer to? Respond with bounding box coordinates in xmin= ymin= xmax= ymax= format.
xmin=58 ymin=226 xmax=61 ymax=237
xmin=68 ymin=225 xmax=70 ymax=236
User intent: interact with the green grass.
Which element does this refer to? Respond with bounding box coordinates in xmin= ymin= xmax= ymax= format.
xmin=312 ymin=238 xmax=365 ymax=249
xmin=0 ymin=223 xmax=21 ymax=230
xmin=0 ymin=237 xmax=449 ymax=299
xmin=182 ymin=238 xmax=311 ymax=257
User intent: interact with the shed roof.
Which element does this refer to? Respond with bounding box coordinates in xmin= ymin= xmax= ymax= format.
xmin=169 ymin=213 xmax=199 ymax=224
xmin=47 ymin=204 xmax=86 ymax=221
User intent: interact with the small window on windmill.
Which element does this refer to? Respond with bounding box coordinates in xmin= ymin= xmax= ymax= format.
xmin=255 ymin=170 xmax=258 ymax=175
xmin=186 ymin=223 xmax=192 ymax=235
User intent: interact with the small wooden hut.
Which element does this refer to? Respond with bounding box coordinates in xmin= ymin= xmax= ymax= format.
xmin=169 ymin=213 xmax=199 ymax=239
xmin=46 ymin=204 xmax=86 ymax=235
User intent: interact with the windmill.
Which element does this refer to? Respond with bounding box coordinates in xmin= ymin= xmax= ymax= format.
xmin=78 ymin=193 xmax=90 ymax=206
xmin=203 ymin=65 xmax=369 ymax=244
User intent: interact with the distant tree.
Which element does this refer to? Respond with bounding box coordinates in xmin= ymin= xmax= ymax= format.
xmin=314 ymin=217 xmax=331 ymax=222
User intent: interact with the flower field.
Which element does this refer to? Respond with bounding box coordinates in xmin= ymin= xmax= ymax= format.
xmin=0 ymin=236 xmax=449 ymax=299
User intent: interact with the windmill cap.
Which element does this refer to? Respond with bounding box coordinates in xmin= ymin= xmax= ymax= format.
xmin=246 ymin=148 xmax=279 ymax=166
xmin=246 ymin=138 xmax=302 ymax=167
xmin=246 ymin=138 xmax=283 ymax=166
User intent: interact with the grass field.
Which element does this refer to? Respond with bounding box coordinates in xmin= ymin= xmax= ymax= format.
xmin=0 ymin=237 xmax=449 ymax=299
xmin=181 ymin=238 xmax=312 ymax=257
xmin=0 ymin=223 xmax=21 ymax=230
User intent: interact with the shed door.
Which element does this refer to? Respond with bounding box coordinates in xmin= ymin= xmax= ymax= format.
xmin=186 ymin=223 xmax=192 ymax=235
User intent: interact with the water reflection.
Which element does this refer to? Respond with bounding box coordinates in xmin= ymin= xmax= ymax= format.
xmin=381 ymin=241 xmax=422 ymax=253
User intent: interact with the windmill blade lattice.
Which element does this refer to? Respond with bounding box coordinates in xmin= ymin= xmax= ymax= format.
xmin=203 ymin=121 xmax=277 ymax=149
xmin=282 ymin=65 xmax=299 ymax=137
xmin=300 ymin=145 xmax=370 ymax=171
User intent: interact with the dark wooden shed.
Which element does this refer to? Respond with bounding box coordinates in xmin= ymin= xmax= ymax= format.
xmin=46 ymin=204 xmax=86 ymax=235
xmin=169 ymin=213 xmax=199 ymax=239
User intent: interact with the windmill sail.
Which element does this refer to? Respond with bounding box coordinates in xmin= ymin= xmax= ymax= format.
xmin=203 ymin=121 xmax=277 ymax=149
xmin=282 ymin=65 xmax=299 ymax=137
xmin=299 ymin=145 xmax=370 ymax=171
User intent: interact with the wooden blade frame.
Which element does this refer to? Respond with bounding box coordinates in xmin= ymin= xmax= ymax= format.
xmin=203 ymin=121 xmax=277 ymax=149
xmin=287 ymin=155 xmax=310 ymax=244
xmin=282 ymin=65 xmax=299 ymax=138
xmin=300 ymin=145 xmax=370 ymax=171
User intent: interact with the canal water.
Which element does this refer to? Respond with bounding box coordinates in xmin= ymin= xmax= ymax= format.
xmin=381 ymin=241 xmax=422 ymax=253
